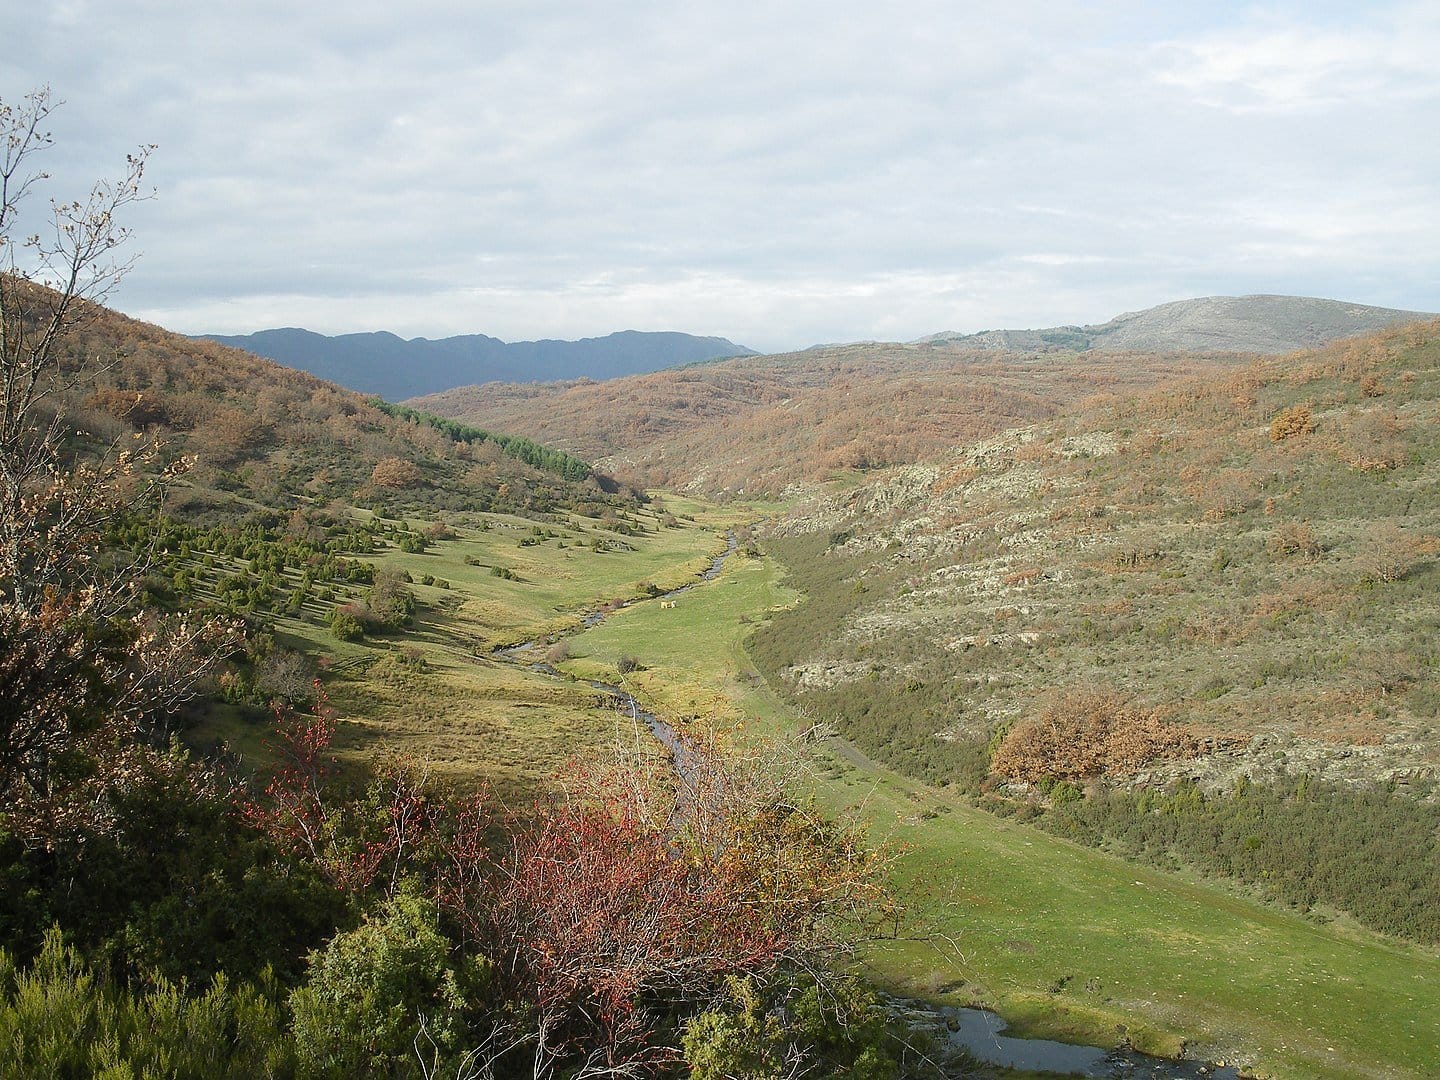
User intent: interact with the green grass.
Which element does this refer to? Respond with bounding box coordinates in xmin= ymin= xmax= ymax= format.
xmin=188 ymin=499 xmax=744 ymax=791
xmin=365 ymin=505 xmax=732 ymax=647
xmin=190 ymin=480 xmax=1440 ymax=1078
xmin=559 ymin=545 xmax=1440 ymax=1080
xmin=558 ymin=547 xmax=797 ymax=721
xmin=832 ymin=766 xmax=1440 ymax=1080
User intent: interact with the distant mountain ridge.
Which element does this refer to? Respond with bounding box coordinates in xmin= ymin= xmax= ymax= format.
xmin=194 ymin=327 xmax=758 ymax=400
xmin=916 ymin=295 xmax=1437 ymax=354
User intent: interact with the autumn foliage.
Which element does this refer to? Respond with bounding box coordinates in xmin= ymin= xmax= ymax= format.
xmin=369 ymin=456 xmax=424 ymax=489
xmin=991 ymin=686 xmax=1201 ymax=784
xmin=238 ymin=706 xmax=895 ymax=1076
xmin=1269 ymin=403 xmax=1315 ymax=441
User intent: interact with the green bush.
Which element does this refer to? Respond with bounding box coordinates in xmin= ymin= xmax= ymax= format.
xmin=0 ymin=930 xmax=294 ymax=1079
xmin=329 ymin=607 xmax=365 ymax=641
xmin=683 ymin=973 xmax=899 ymax=1080
xmin=289 ymin=894 xmax=479 ymax=1079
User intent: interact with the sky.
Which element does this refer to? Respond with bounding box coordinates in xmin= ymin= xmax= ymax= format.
xmin=5 ymin=1 xmax=1438 ymax=352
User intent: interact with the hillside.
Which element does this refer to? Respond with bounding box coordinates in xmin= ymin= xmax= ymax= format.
xmin=411 ymin=343 xmax=1246 ymax=497
xmin=15 ymin=291 xmax=1440 ymax=1077
xmin=197 ymin=326 xmax=756 ymax=399
xmin=47 ymin=299 xmax=635 ymax=525
xmin=918 ymin=294 xmax=1436 ymax=354
xmin=748 ymin=319 xmax=1440 ymax=942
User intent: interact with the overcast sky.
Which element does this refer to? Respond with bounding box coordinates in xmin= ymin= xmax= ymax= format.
xmin=6 ymin=1 xmax=1437 ymax=351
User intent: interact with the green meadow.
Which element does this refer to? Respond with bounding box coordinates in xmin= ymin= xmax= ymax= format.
xmin=193 ymin=497 xmax=743 ymax=791
xmin=561 ymin=539 xmax=1440 ymax=1080
xmin=193 ymin=487 xmax=1439 ymax=1078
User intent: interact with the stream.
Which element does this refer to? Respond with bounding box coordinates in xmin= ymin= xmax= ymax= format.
xmin=887 ymin=998 xmax=1246 ymax=1078
xmin=496 ymin=531 xmax=739 ymax=743
xmin=492 ymin=532 xmax=1247 ymax=1080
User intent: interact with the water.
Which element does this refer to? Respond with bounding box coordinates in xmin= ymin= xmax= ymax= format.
xmin=889 ymin=1000 xmax=1245 ymax=1079
xmin=497 ymin=539 xmax=1249 ymax=1079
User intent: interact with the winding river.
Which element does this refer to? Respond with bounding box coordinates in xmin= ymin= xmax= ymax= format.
xmin=492 ymin=531 xmax=1248 ymax=1080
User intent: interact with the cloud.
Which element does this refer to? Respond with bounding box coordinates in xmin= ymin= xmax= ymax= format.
xmin=5 ymin=1 xmax=1437 ymax=350
xmin=1154 ymin=3 xmax=1440 ymax=113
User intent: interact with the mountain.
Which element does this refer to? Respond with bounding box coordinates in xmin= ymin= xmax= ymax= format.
xmin=194 ymin=327 xmax=757 ymax=399
xmin=917 ymin=294 xmax=1437 ymax=354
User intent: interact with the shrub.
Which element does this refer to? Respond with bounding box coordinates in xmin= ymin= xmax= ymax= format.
xmin=0 ymin=930 xmax=294 ymax=1078
xmin=1269 ymin=404 xmax=1315 ymax=441
xmin=290 ymin=894 xmax=476 ymax=1079
xmin=1269 ymin=521 xmax=1322 ymax=558
xmin=364 ymin=569 xmax=416 ymax=631
xmin=369 ymin=457 xmax=424 ymax=489
xmin=328 ymin=606 xmax=365 ymax=641
xmin=991 ymin=686 xmax=1200 ymax=783
xmin=683 ymin=973 xmax=900 ymax=1080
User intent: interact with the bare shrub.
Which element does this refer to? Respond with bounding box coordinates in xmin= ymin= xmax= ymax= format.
xmin=1335 ymin=411 xmax=1408 ymax=472
xmin=1357 ymin=525 xmax=1415 ymax=585
xmin=1269 ymin=521 xmax=1322 ymax=558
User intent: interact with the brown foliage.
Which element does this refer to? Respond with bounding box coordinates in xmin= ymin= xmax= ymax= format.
xmin=1269 ymin=404 xmax=1315 ymax=442
xmin=369 ymin=456 xmax=424 ymax=489
xmin=1269 ymin=520 xmax=1322 ymax=558
xmin=411 ymin=346 xmax=1225 ymax=497
xmin=991 ymin=687 xmax=1201 ymax=783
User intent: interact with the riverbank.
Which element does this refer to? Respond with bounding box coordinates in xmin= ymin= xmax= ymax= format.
xmin=553 ymin=535 xmax=1440 ymax=1080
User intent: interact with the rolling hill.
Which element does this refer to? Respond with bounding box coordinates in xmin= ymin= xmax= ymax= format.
xmin=916 ymin=294 xmax=1436 ymax=354
xmin=409 ymin=342 xmax=1248 ymax=497
xmin=747 ymin=317 xmax=1440 ymax=943
xmin=32 ymin=293 xmax=641 ymax=533
xmin=196 ymin=326 xmax=757 ymax=399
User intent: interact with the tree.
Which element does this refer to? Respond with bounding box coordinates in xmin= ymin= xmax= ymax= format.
xmin=370 ymin=456 xmax=424 ymax=489
xmin=242 ymin=704 xmax=900 ymax=1079
xmin=0 ymin=87 xmax=230 ymax=839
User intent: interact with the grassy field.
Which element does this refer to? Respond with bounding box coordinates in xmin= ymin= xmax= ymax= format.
xmin=192 ymin=483 xmax=1440 ymax=1077
xmin=562 ymin=544 xmax=1440 ymax=1080
xmin=192 ymin=496 xmax=747 ymax=792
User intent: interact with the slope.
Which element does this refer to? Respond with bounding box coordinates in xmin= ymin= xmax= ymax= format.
xmin=50 ymin=298 xmax=634 ymax=526
xmin=197 ymin=326 xmax=757 ymax=399
xmin=918 ymin=294 xmax=1436 ymax=354
xmin=746 ymin=318 xmax=1440 ymax=943
xmin=412 ymin=342 xmax=1245 ymax=498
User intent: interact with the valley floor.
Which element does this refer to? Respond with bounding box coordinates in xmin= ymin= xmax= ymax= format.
xmin=539 ymin=506 xmax=1440 ymax=1080
xmin=215 ymin=492 xmax=1440 ymax=1080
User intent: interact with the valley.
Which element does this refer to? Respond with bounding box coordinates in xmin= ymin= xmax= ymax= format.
xmin=4 ymin=239 xmax=1439 ymax=1077
xmin=168 ymin=471 xmax=1436 ymax=1078
xmin=490 ymin=505 xmax=1440 ymax=1080
xmin=6 ymin=30 xmax=1439 ymax=1076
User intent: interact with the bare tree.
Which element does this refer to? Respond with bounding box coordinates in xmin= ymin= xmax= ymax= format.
xmin=0 ymin=87 xmax=229 ymax=837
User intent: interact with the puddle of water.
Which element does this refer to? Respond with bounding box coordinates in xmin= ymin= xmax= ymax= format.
xmin=916 ymin=1004 xmax=1244 ymax=1079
